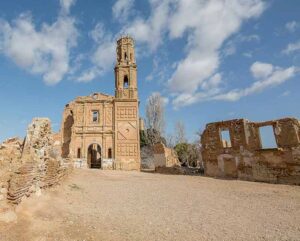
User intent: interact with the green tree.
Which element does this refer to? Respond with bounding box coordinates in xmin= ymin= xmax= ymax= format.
xmin=174 ymin=143 xmax=189 ymax=165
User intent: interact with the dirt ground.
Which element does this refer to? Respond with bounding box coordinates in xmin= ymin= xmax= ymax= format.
xmin=1 ymin=169 xmax=300 ymax=241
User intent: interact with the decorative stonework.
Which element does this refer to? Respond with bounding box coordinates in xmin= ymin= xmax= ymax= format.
xmin=117 ymin=143 xmax=138 ymax=157
xmin=105 ymin=107 xmax=113 ymax=125
xmin=117 ymin=121 xmax=137 ymax=140
xmin=60 ymin=36 xmax=140 ymax=171
xmin=76 ymin=105 xmax=84 ymax=125
xmin=116 ymin=106 xmax=137 ymax=119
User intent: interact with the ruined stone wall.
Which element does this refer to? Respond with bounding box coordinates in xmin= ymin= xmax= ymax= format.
xmin=153 ymin=143 xmax=180 ymax=168
xmin=0 ymin=137 xmax=24 ymax=216
xmin=201 ymin=117 xmax=300 ymax=185
xmin=0 ymin=137 xmax=23 ymax=170
xmin=3 ymin=118 xmax=70 ymax=205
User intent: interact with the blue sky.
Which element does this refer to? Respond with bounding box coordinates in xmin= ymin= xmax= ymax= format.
xmin=0 ymin=0 xmax=299 ymax=143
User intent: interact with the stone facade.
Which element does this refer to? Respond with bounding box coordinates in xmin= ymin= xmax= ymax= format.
xmin=201 ymin=117 xmax=300 ymax=184
xmin=60 ymin=36 xmax=140 ymax=171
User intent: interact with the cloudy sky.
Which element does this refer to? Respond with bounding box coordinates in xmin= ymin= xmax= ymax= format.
xmin=0 ymin=0 xmax=299 ymax=142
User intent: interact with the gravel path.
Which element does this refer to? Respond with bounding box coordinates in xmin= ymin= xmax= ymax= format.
xmin=1 ymin=169 xmax=300 ymax=241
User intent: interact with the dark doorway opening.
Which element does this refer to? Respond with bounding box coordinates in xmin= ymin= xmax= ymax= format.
xmin=87 ymin=144 xmax=101 ymax=169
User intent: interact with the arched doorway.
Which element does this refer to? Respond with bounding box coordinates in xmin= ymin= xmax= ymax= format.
xmin=87 ymin=144 xmax=101 ymax=169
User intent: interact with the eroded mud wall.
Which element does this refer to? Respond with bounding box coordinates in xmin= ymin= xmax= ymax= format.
xmin=201 ymin=118 xmax=300 ymax=184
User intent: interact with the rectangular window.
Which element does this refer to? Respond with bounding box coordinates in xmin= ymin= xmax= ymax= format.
xmin=77 ymin=148 xmax=81 ymax=158
xmin=259 ymin=126 xmax=277 ymax=149
xmin=92 ymin=111 xmax=99 ymax=123
xmin=221 ymin=129 xmax=232 ymax=148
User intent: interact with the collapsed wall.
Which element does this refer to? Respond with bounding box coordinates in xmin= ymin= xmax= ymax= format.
xmin=0 ymin=118 xmax=71 ymax=209
xmin=0 ymin=137 xmax=24 ymax=217
xmin=141 ymin=142 xmax=180 ymax=170
xmin=0 ymin=137 xmax=23 ymax=178
xmin=201 ymin=117 xmax=300 ymax=185
xmin=153 ymin=143 xmax=180 ymax=168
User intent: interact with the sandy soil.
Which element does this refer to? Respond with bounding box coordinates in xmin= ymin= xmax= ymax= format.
xmin=1 ymin=169 xmax=300 ymax=241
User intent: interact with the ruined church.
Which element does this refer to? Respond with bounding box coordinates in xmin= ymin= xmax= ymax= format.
xmin=60 ymin=36 xmax=141 ymax=170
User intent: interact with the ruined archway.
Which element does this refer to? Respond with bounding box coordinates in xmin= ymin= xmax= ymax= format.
xmin=87 ymin=144 xmax=102 ymax=169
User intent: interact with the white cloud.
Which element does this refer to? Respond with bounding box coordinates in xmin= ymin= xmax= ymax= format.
xmin=92 ymin=41 xmax=115 ymax=72
xmin=123 ymin=0 xmax=171 ymax=51
xmin=60 ymin=0 xmax=76 ymax=13
xmin=281 ymin=90 xmax=290 ymax=97
xmin=201 ymin=73 xmax=222 ymax=90
xmin=173 ymin=62 xmax=297 ymax=108
xmin=215 ymin=64 xmax=296 ymax=101
xmin=77 ymin=23 xmax=115 ymax=82
xmin=77 ymin=67 xmax=101 ymax=83
xmin=112 ymin=0 xmax=134 ymax=21
xmin=243 ymin=52 xmax=253 ymax=58
xmin=81 ymin=0 xmax=266 ymax=88
xmin=0 ymin=1 xmax=78 ymax=85
xmin=223 ymin=34 xmax=260 ymax=57
xmin=250 ymin=61 xmax=274 ymax=79
xmin=285 ymin=21 xmax=298 ymax=33
xmin=148 ymin=92 xmax=169 ymax=106
xmin=168 ymin=0 xmax=266 ymax=98
xmin=112 ymin=0 xmax=267 ymax=108
xmin=283 ymin=40 xmax=300 ymax=55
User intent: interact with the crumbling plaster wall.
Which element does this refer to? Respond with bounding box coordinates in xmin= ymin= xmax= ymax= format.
xmin=201 ymin=118 xmax=300 ymax=185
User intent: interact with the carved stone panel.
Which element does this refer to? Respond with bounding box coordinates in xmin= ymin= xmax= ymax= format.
xmin=105 ymin=107 xmax=113 ymax=126
xmin=117 ymin=121 xmax=137 ymax=140
xmin=117 ymin=143 xmax=138 ymax=156
xmin=116 ymin=106 xmax=137 ymax=120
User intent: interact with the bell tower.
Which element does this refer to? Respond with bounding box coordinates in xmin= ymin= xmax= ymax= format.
xmin=115 ymin=36 xmax=138 ymax=99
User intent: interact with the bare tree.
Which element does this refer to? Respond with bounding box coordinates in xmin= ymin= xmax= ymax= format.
xmin=175 ymin=121 xmax=186 ymax=144
xmin=165 ymin=133 xmax=175 ymax=148
xmin=145 ymin=92 xmax=165 ymax=134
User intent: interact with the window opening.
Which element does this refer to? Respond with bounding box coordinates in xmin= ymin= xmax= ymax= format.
xmin=259 ymin=126 xmax=277 ymax=149
xmin=92 ymin=111 xmax=99 ymax=123
xmin=221 ymin=129 xmax=232 ymax=148
xmin=124 ymin=75 xmax=129 ymax=88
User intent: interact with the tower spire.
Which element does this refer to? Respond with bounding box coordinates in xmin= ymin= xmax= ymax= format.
xmin=114 ymin=36 xmax=138 ymax=99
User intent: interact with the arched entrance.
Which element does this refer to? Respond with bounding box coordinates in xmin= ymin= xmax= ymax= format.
xmin=87 ymin=144 xmax=102 ymax=169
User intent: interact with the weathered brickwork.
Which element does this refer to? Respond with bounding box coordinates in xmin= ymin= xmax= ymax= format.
xmin=6 ymin=118 xmax=70 ymax=204
xmin=201 ymin=118 xmax=300 ymax=184
xmin=60 ymin=36 xmax=141 ymax=171
xmin=0 ymin=117 xmax=70 ymax=220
